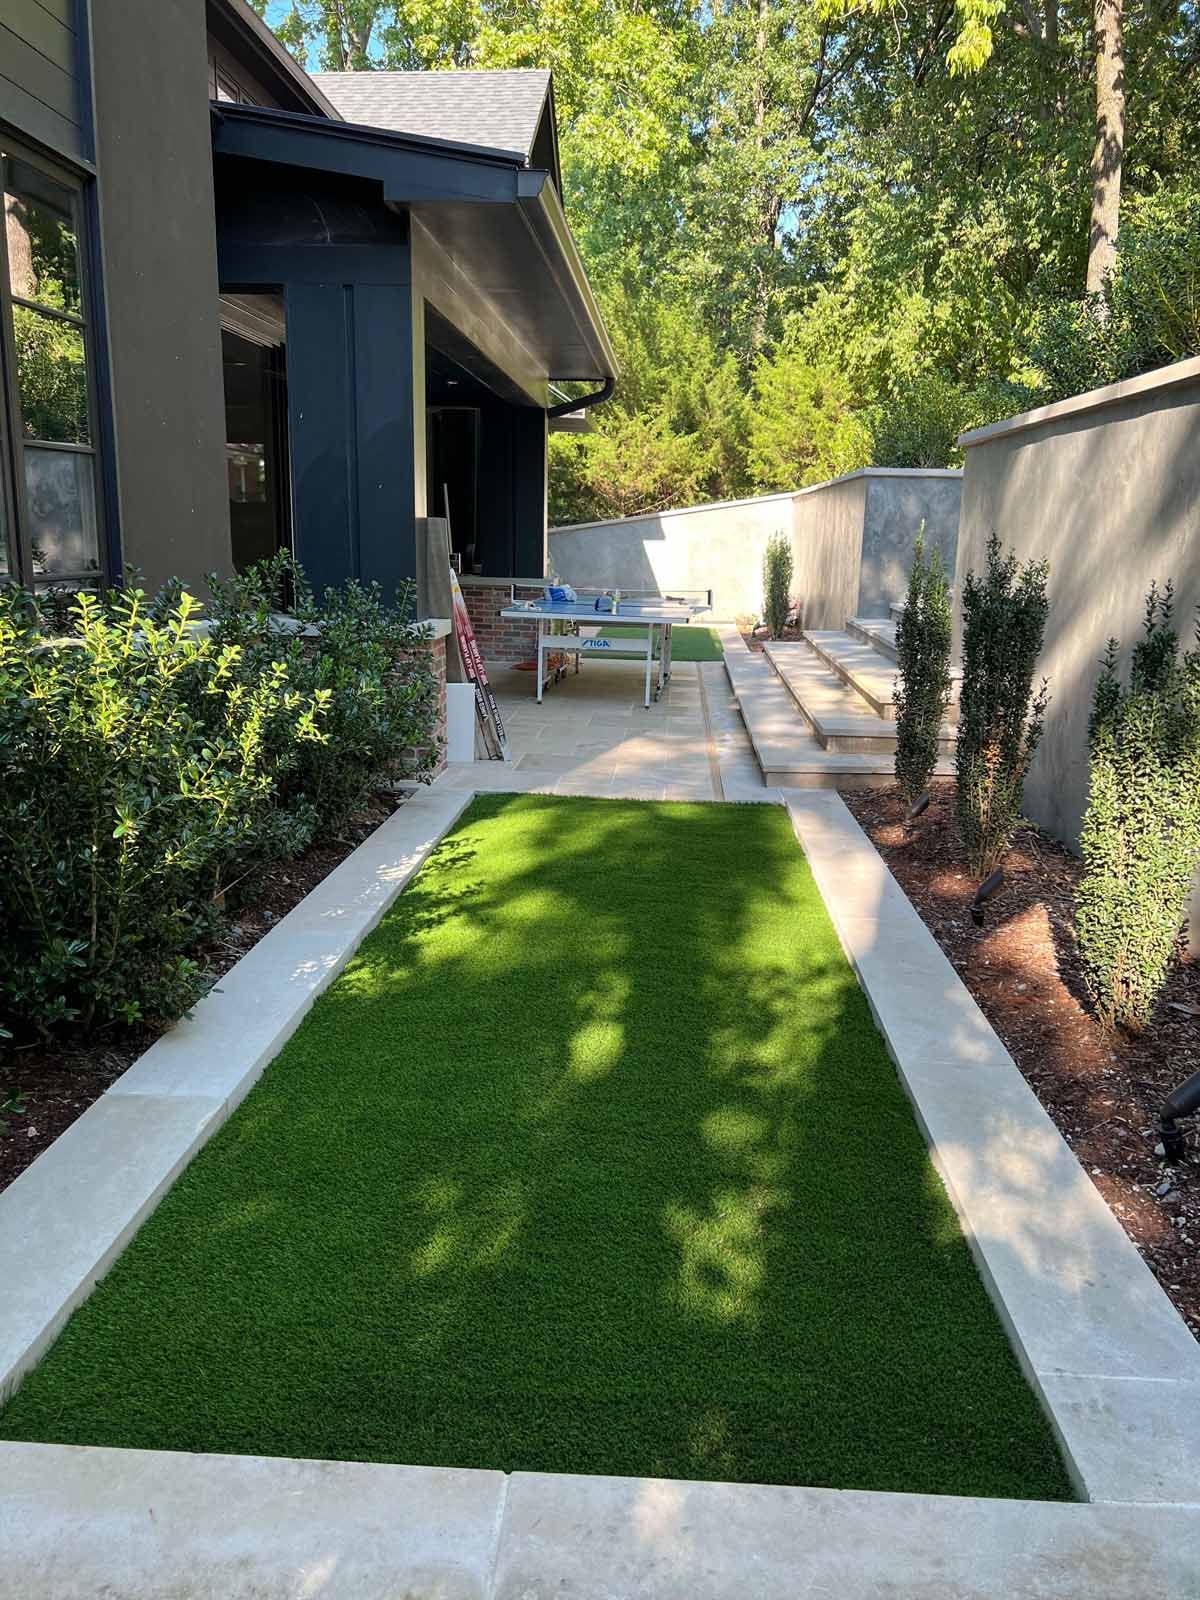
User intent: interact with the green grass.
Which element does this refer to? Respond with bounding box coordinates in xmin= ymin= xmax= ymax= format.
xmin=598 ymin=622 xmax=723 ymax=660
xmin=0 ymin=797 xmax=1071 ymax=1499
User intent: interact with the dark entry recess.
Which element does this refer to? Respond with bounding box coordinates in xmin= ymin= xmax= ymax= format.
xmin=221 ymin=323 xmax=291 ymax=572
xmin=428 ymin=407 xmax=479 ymax=565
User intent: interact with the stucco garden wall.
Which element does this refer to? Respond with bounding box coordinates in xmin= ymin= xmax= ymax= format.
xmin=549 ymin=469 xmax=962 ymax=624
xmin=954 ymin=356 xmax=1200 ymax=853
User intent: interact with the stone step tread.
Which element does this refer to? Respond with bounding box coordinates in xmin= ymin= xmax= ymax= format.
xmin=846 ymin=616 xmax=964 ymax=681
xmin=765 ymin=642 xmax=956 ymax=752
xmin=815 ymin=626 xmax=963 ymax=711
xmin=845 ymin=616 xmax=900 ymax=663
xmin=722 ymin=643 xmax=953 ymax=785
xmin=804 ymin=630 xmax=905 ymax=711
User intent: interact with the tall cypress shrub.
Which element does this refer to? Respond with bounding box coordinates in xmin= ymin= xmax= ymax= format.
xmin=762 ymin=531 xmax=794 ymax=639
xmin=955 ymin=534 xmax=1050 ymax=877
xmin=893 ymin=526 xmax=952 ymax=804
xmin=1075 ymin=583 xmax=1200 ymax=1031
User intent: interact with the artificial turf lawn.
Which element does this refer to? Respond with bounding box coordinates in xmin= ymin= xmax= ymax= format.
xmin=0 ymin=796 xmax=1072 ymax=1499
xmin=598 ymin=622 xmax=724 ymax=660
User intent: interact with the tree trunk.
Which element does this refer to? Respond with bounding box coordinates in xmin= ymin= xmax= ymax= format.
xmin=1087 ymin=0 xmax=1125 ymax=295
xmin=749 ymin=0 xmax=772 ymax=353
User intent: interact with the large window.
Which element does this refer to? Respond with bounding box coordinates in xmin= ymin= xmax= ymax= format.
xmin=0 ymin=143 xmax=103 ymax=587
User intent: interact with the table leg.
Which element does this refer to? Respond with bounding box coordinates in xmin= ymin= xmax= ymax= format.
xmin=537 ymin=622 xmax=545 ymax=704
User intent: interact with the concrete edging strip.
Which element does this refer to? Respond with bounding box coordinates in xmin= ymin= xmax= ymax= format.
xmin=1 ymin=1441 xmax=1199 ymax=1599
xmin=0 ymin=785 xmax=473 ymax=1405
xmin=785 ymin=790 xmax=1200 ymax=1506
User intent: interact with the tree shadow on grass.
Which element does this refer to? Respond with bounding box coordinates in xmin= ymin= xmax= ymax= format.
xmin=0 ymin=795 xmax=1073 ymax=1501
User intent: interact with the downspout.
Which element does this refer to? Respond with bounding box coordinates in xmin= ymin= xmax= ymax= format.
xmin=547 ymin=376 xmax=615 ymax=418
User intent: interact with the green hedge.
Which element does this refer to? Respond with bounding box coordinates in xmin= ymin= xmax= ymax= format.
xmin=0 ymin=562 xmax=441 ymax=1042
xmin=1076 ymin=584 xmax=1200 ymax=1031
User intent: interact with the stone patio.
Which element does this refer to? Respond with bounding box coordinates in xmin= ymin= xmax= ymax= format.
xmin=435 ymin=659 xmax=770 ymax=802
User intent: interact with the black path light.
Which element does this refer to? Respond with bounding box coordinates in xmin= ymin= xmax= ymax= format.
xmin=970 ymin=868 xmax=1005 ymax=927
xmin=907 ymin=792 xmax=931 ymax=822
xmin=1159 ymin=1070 xmax=1200 ymax=1164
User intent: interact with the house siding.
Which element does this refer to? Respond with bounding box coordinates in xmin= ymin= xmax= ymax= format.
xmin=0 ymin=0 xmax=83 ymax=161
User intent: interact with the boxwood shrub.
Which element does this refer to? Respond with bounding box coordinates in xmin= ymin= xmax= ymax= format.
xmin=0 ymin=562 xmax=441 ymax=1042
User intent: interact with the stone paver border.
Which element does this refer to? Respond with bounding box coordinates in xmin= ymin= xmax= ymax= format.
xmin=2 ymin=1440 xmax=1198 ymax=1598
xmin=3 ymin=778 xmax=1200 ymax=1596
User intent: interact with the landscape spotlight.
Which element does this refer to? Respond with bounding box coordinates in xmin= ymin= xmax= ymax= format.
xmin=1159 ymin=1070 xmax=1200 ymax=1164
xmin=970 ymin=867 xmax=1005 ymax=927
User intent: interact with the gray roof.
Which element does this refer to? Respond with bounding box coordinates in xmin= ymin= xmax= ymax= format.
xmin=311 ymin=69 xmax=552 ymax=163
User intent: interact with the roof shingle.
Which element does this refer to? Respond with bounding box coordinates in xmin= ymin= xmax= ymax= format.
xmin=311 ymin=69 xmax=551 ymax=163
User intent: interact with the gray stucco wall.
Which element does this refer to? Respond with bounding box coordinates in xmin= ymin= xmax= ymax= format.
xmin=93 ymin=0 xmax=232 ymax=594
xmin=954 ymin=357 xmax=1200 ymax=851
xmin=549 ymin=470 xmax=961 ymax=624
xmin=550 ymin=493 xmax=795 ymax=620
xmin=791 ymin=475 xmax=867 ymax=628
xmin=861 ymin=473 xmax=962 ymax=617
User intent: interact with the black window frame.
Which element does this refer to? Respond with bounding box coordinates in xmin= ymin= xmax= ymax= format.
xmin=0 ymin=133 xmax=107 ymax=590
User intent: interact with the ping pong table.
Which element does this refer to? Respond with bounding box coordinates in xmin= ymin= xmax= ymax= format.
xmin=499 ymin=592 xmax=712 ymax=708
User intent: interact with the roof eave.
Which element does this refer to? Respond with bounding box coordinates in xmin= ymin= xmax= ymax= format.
xmin=208 ymin=0 xmax=342 ymax=120
xmin=514 ymin=170 xmax=618 ymax=381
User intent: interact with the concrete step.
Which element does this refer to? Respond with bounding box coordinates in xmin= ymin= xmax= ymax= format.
xmin=845 ymin=615 xmax=899 ymax=663
xmin=805 ymin=628 xmax=904 ymax=718
xmin=764 ymin=640 xmax=956 ymax=757
xmin=722 ymin=638 xmax=948 ymax=788
xmin=838 ymin=620 xmax=962 ymax=713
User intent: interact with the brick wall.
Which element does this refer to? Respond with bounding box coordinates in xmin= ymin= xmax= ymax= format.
xmin=395 ymin=632 xmax=448 ymax=779
xmin=461 ymin=582 xmax=542 ymax=665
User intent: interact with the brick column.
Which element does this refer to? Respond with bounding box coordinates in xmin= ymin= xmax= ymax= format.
xmin=461 ymin=582 xmax=542 ymax=666
xmin=395 ymin=631 xmax=448 ymax=779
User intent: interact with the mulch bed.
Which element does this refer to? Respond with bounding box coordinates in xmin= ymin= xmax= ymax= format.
xmin=842 ymin=782 xmax=1200 ymax=1345
xmin=0 ymin=793 xmax=407 ymax=1197
xmin=738 ymin=622 xmax=805 ymax=654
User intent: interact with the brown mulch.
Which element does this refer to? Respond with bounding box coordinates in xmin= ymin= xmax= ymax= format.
xmin=738 ymin=621 xmax=806 ymax=654
xmin=0 ymin=793 xmax=407 ymax=1196
xmin=842 ymin=782 xmax=1200 ymax=1344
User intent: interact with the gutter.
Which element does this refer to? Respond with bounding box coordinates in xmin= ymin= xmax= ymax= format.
xmin=547 ymin=376 xmax=614 ymax=418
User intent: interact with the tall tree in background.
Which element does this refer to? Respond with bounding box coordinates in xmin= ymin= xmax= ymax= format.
xmin=1088 ymin=0 xmax=1126 ymax=293
xmin=253 ymin=0 xmax=1200 ymax=520
xmin=864 ymin=0 xmax=1130 ymax=294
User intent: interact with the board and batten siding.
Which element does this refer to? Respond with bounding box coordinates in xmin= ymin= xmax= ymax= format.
xmin=0 ymin=0 xmax=85 ymax=161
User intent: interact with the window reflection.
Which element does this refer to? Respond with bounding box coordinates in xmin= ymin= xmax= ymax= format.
xmin=4 ymin=159 xmax=82 ymax=316
xmin=2 ymin=148 xmax=100 ymax=584
xmin=25 ymin=448 xmax=98 ymax=576
xmin=12 ymin=304 xmax=89 ymax=444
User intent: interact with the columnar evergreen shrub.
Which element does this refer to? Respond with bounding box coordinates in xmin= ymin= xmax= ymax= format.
xmin=762 ymin=531 xmax=794 ymax=639
xmin=955 ymin=534 xmax=1050 ymax=877
xmin=206 ymin=554 xmax=442 ymax=831
xmin=0 ymin=584 xmax=322 ymax=1036
xmin=893 ymin=527 xmax=952 ymax=804
xmin=1075 ymin=584 xmax=1200 ymax=1031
